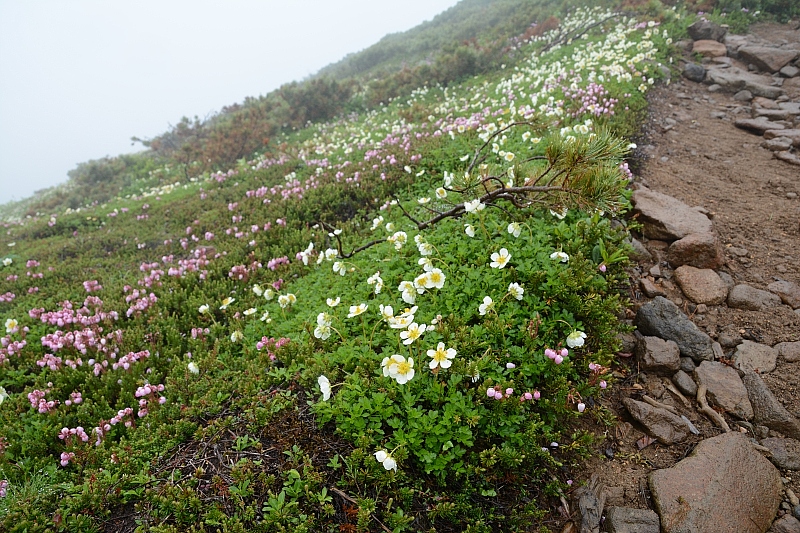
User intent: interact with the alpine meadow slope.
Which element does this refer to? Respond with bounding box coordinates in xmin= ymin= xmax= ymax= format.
xmin=0 ymin=1 xmax=732 ymax=531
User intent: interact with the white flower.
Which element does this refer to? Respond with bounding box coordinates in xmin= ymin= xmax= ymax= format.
xmin=220 ymin=297 xmax=235 ymax=310
xmin=198 ymin=304 xmax=210 ymax=314
xmin=507 ymin=222 xmax=521 ymax=238
xmin=348 ymin=303 xmax=368 ymax=318
xmin=508 ymin=283 xmax=524 ymax=300
xmin=2 ymin=258 xmax=11 ymax=266
xmin=566 ymin=330 xmax=587 ymax=348
xmin=326 ymin=297 xmax=340 ymax=307
xmin=374 ymin=450 xmax=397 ymax=471
xmin=318 ymin=375 xmax=331 ymax=401
xmin=187 ymin=362 xmax=199 ymax=375
xmin=550 ymin=251 xmax=570 ymax=263
xmin=5 ymin=318 xmax=18 ymax=333
xmin=314 ymin=324 xmax=331 ymax=340
xmin=230 ymin=330 xmax=243 ymax=343
xmin=243 ymin=308 xmax=257 ymax=316
xmin=367 ymin=272 xmax=383 ymax=294
xmin=504 ymin=152 xmax=515 ymax=162
xmin=252 ymin=284 xmax=264 ymax=296
xmin=317 ymin=312 xmax=332 ymax=327
xmin=380 ymin=304 xmax=394 ymax=321
xmin=385 ymin=222 xmax=395 ymax=233
xmin=324 ymin=248 xmax=338 ymax=261
xmin=435 ymin=187 xmax=447 ymax=199
xmin=332 ymin=261 xmax=346 ymax=276
xmin=490 ymin=248 xmax=511 ymax=269
xmin=383 ymin=354 xmax=416 ymax=384
xmin=400 ymin=323 xmax=426 ymax=345
xmin=418 ymin=197 xmax=430 ymax=204
xmin=401 ymin=289 xmax=416 ymax=305
xmin=418 ymin=257 xmax=433 ymax=271
xmin=478 ymin=296 xmax=494 ymax=316
xmin=278 ymin=295 xmax=291 ymax=308
xmin=427 ymin=342 xmax=456 ymax=370
xmin=264 ymin=289 xmax=275 ymax=301
xmin=425 ymin=268 xmax=445 ymax=289
xmin=464 ymin=224 xmax=475 ymax=237
xmin=370 ymin=216 xmax=384 ymax=231
xmin=464 ymin=199 xmax=485 ymax=213
xmin=387 ymin=231 xmax=408 ymax=250
xmin=260 ymin=311 xmax=271 ymax=322
xmin=550 ymin=207 xmax=568 ymax=219
xmin=417 ymin=241 xmax=434 ymax=256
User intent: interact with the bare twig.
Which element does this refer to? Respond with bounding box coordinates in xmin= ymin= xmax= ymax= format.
xmin=696 ymin=384 xmax=731 ymax=432
xmin=641 ymin=394 xmax=680 ymax=416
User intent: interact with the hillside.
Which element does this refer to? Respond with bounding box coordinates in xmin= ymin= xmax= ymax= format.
xmin=1 ymin=1 xmax=797 ymax=532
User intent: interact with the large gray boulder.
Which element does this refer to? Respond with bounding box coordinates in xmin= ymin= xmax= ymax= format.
xmin=728 ymin=284 xmax=782 ymax=311
xmin=732 ymin=340 xmax=778 ymax=374
xmin=635 ymin=297 xmax=714 ymax=362
xmin=707 ymin=66 xmax=786 ymax=99
xmin=649 ymin=432 xmax=782 ymax=533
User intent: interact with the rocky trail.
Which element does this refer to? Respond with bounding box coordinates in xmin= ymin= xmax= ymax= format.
xmin=569 ymin=18 xmax=800 ymax=533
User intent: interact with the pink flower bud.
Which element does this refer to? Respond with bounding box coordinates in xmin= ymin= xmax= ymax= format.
xmin=505 ymin=388 xmax=514 ymax=396
xmin=533 ymin=390 xmax=541 ymax=400
xmin=600 ymin=380 xmax=607 ymax=389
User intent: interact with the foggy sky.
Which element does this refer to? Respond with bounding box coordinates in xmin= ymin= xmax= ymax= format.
xmin=0 ymin=0 xmax=461 ymax=205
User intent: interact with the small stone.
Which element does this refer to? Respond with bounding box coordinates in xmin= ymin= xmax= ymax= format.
xmin=696 ymin=303 xmax=708 ymax=314
xmin=623 ymin=398 xmax=691 ymax=444
xmin=627 ymin=237 xmax=653 ymax=262
xmin=667 ymin=232 xmax=725 ymax=269
xmin=743 ymin=371 xmax=800 ymax=440
xmin=762 ymin=438 xmax=800 ymax=471
xmin=639 ymin=278 xmax=666 ymax=298
xmin=694 ymin=361 xmax=754 ymax=419
xmin=738 ymin=46 xmax=800 ymax=74
xmin=688 ymin=19 xmax=728 ymax=42
xmin=649 ymin=264 xmax=662 ymax=278
xmin=780 ymin=65 xmax=800 ymax=78
xmin=734 ymin=90 xmax=754 ymax=101
xmin=636 ymin=297 xmax=715 ymax=362
xmin=604 ymin=506 xmax=660 ymax=533
xmin=728 ymin=284 xmax=783 ymax=311
xmin=793 ymin=505 xmax=800 ymax=520
xmin=763 ymin=137 xmax=795 ymax=151
xmin=735 ymin=117 xmax=787 ymax=134
xmin=693 ymin=39 xmax=728 ymax=58
xmin=636 ymin=336 xmax=681 ymax=375
xmin=770 ymin=514 xmax=800 ymax=533
xmin=674 ymin=265 xmax=729 ymax=305
xmin=683 ymin=62 xmax=706 ymax=82
xmin=768 ymin=280 xmax=800 ymax=309
xmin=680 ymin=357 xmax=696 ymax=373
xmin=632 ymin=188 xmax=713 ymax=241
xmin=776 ymin=341 xmax=800 ymax=362
xmin=732 ymin=340 xmax=779 ymax=374
xmin=673 ymin=369 xmax=698 ymax=397
xmin=788 ymin=489 xmax=800 ymax=508
xmin=708 ymin=84 xmax=722 ymax=93
xmin=718 ymin=325 xmax=744 ymax=349
xmin=788 ymin=192 xmax=798 ymax=199
xmin=718 ymin=271 xmax=735 ymax=291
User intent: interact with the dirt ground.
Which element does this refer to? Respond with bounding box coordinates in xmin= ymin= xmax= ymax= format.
xmin=572 ymin=21 xmax=800 ymax=516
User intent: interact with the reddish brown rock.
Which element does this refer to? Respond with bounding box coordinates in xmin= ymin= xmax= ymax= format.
xmin=632 ymin=188 xmax=713 ymax=241
xmin=650 ymin=432 xmax=782 ymax=533
xmin=673 ymin=265 xmax=728 ymax=305
xmin=666 ymin=232 xmax=724 ymax=269
xmin=693 ymin=39 xmax=727 ymax=58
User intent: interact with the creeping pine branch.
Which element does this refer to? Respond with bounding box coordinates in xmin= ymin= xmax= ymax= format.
xmin=467 ymin=121 xmax=535 ymax=176
xmin=316 ymin=220 xmax=383 ymax=259
xmin=541 ymin=13 xmax=623 ymax=53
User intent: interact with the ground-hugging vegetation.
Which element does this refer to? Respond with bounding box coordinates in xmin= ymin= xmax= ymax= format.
xmin=0 ymin=2 xmax=779 ymax=531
